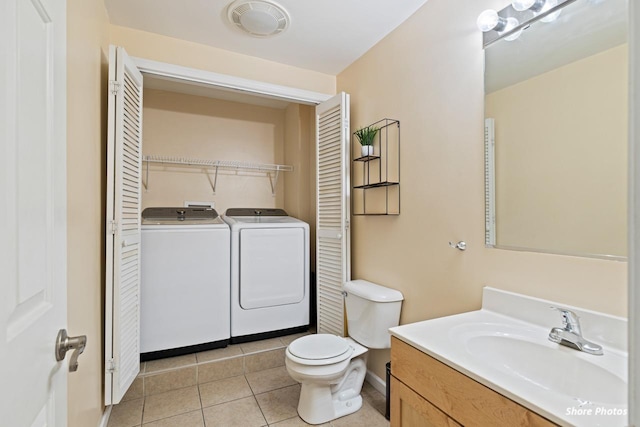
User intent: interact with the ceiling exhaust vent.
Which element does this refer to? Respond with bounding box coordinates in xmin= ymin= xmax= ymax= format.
xmin=227 ymin=0 xmax=290 ymax=37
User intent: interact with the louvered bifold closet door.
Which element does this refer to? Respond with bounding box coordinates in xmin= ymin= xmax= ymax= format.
xmin=105 ymin=46 xmax=143 ymax=405
xmin=316 ymin=92 xmax=351 ymax=336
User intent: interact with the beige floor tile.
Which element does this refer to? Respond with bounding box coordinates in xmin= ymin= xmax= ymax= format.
xmin=142 ymin=409 xmax=204 ymax=427
xmin=270 ymin=416 xmax=330 ymax=426
xmin=239 ymin=338 xmax=285 ymax=354
xmin=202 ymin=396 xmax=267 ymax=427
xmin=196 ymin=345 xmax=243 ymax=364
xmin=279 ymin=332 xmax=311 ymax=346
xmin=330 ymin=401 xmax=389 ymax=427
xmin=199 ymin=375 xmax=253 ymax=408
xmin=108 ymin=398 xmax=143 ymax=427
xmin=244 ymin=348 xmax=286 ymax=373
xmin=269 ymin=417 xmax=331 ymax=427
xmin=144 ymin=366 xmax=197 ymax=396
xmin=245 ymin=366 xmax=296 ymax=395
xmin=140 ymin=362 xmax=146 ymax=374
xmin=255 ymin=384 xmax=301 ymax=424
xmin=142 ymin=386 xmax=201 ymax=423
xmin=121 ymin=377 xmax=144 ymax=402
xmin=145 ymin=354 xmax=197 ymax=373
xmin=361 ymin=382 xmax=387 ymax=417
xmin=198 ymin=357 xmax=244 ymax=384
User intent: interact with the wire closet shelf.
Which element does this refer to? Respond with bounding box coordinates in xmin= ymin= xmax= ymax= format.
xmin=143 ymin=155 xmax=294 ymax=195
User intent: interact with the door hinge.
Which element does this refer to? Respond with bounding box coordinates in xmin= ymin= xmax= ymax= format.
xmin=109 ymin=80 xmax=121 ymax=95
xmin=108 ymin=220 xmax=118 ymax=235
xmin=106 ymin=358 xmax=116 ymax=374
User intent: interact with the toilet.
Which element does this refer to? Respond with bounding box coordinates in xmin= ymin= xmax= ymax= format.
xmin=285 ymin=279 xmax=403 ymax=424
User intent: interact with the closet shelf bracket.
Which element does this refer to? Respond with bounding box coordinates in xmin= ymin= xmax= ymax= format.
xmin=268 ymin=170 xmax=280 ymax=197
xmin=143 ymin=155 xmax=293 ymax=195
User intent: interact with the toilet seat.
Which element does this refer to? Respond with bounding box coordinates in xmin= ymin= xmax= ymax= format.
xmin=287 ymin=334 xmax=353 ymax=366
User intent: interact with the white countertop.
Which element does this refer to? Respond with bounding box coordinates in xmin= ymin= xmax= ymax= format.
xmin=389 ymin=287 xmax=628 ymax=427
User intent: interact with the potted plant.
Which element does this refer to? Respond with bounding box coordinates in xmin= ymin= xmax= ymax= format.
xmin=354 ymin=125 xmax=379 ymax=157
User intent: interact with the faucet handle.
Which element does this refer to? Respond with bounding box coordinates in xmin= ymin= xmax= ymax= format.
xmin=550 ymin=306 xmax=581 ymax=333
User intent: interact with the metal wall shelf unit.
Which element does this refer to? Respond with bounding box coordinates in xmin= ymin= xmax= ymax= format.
xmin=143 ymin=155 xmax=293 ymax=195
xmin=352 ymin=119 xmax=400 ymax=215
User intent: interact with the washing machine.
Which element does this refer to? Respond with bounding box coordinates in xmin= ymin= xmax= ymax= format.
xmin=223 ymin=208 xmax=310 ymax=342
xmin=140 ymin=207 xmax=230 ymax=360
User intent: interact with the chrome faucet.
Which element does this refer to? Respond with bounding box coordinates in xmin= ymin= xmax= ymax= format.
xmin=548 ymin=307 xmax=603 ymax=356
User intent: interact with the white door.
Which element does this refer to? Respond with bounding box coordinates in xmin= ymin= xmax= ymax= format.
xmin=0 ymin=0 xmax=68 ymax=425
xmin=105 ymin=46 xmax=143 ymax=405
xmin=316 ymin=92 xmax=351 ymax=336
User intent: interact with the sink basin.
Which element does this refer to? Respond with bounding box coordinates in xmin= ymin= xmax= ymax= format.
xmin=450 ymin=323 xmax=627 ymax=406
xmin=389 ymin=288 xmax=628 ymax=427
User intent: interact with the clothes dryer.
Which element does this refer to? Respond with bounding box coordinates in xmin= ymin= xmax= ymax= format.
xmin=223 ymin=208 xmax=309 ymax=342
xmin=141 ymin=207 xmax=230 ymax=360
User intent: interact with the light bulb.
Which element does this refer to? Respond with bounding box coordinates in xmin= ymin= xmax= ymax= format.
xmin=512 ymin=0 xmax=546 ymax=12
xmin=476 ymin=9 xmax=507 ymax=32
xmin=503 ymin=17 xmax=522 ymax=41
xmin=540 ymin=0 xmax=562 ymax=22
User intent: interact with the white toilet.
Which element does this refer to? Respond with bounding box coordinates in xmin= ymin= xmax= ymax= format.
xmin=285 ymin=280 xmax=403 ymax=424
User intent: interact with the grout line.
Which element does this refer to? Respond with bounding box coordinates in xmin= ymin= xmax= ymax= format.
xmin=140 ymin=393 xmax=146 ymax=425
xmin=252 ymin=381 xmax=301 ymax=398
xmin=140 ymin=347 xmax=286 ymax=378
xmin=252 ymin=394 xmax=269 ymax=426
xmin=200 ymin=393 xmax=256 ymax=411
xmin=196 ymin=379 xmax=206 ymax=427
xmin=245 ymin=373 xmax=257 ymax=396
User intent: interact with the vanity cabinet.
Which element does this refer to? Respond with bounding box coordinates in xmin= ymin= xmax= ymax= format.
xmin=390 ymin=337 xmax=558 ymax=427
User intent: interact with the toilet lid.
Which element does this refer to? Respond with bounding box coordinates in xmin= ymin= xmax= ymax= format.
xmin=288 ymin=334 xmax=351 ymax=360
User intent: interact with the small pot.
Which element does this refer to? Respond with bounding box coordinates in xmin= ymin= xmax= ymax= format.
xmin=361 ymin=145 xmax=374 ymax=157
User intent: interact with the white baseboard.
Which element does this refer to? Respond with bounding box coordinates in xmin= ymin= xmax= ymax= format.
xmin=99 ymin=406 xmax=112 ymax=427
xmin=365 ymin=369 xmax=387 ymax=396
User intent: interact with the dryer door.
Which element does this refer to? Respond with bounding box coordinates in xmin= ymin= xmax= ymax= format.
xmin=239 ymin=227 xmax=305 ymax=309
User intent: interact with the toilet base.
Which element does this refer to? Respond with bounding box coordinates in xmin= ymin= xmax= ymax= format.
xmin=296 ymin=357 xmax=367 ymax=425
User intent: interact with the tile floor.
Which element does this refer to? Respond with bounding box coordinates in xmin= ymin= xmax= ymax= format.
xmin=108 ymin=333 xmax=389 ymax=427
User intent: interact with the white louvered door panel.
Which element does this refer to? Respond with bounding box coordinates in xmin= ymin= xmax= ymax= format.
xmin=105 ymin=46 xmax=143 ymax=405
xmin=316 ymin=92 xmax=350 ymax=336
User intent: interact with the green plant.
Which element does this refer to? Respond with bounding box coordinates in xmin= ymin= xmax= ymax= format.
xmin=354 ymin=125 xmax=379 ymax=146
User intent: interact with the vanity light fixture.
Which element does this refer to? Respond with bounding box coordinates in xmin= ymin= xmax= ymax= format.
xmin=476 ymin=9 xmax=521 ymax=41
xmin=478 ymin=0 xmax=573 ymax=47
xmin=511 ymin=0 xmax=546 ymax=12
xmin=476 ymin=9 xmax=508 ymax=32
xmin=540 ymin=0 xmax=562 ymax=22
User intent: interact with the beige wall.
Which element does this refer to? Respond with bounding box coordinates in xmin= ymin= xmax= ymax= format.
xmin=337 ymin=0 xmax=627 ymax=379
xmin=67 ymin=0 xmax=110 ymax=425
xmin=486 ymin=44 xmax=627 ymax=256
xmin=283 ymin=104 xmax=317 ymax=269
xmin=66 ymin=0 xmax=629 ymax=417
xmin=109 ymin=25 xmax=335 ymax=95
xmin=142 ymin=89 xmax=287 ymax=211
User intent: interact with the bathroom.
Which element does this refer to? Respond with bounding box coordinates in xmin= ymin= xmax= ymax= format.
xmin=2 ymin=0 xmax=637 ymax=425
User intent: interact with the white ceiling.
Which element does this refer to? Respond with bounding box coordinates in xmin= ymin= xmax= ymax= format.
xmin=103 ymin=0 xmax=428 ymax=75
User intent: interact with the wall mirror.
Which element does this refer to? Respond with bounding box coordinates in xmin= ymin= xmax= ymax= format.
xmin=483 ymin=0 xmax=628 ymax=259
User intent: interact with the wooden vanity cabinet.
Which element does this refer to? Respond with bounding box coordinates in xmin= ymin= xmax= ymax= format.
xmin=390 ymin=337 xmax=558 ymax=427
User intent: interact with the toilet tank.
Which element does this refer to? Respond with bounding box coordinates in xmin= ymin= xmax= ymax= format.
xmin=343 ymin=280 xmax=404 ymax=349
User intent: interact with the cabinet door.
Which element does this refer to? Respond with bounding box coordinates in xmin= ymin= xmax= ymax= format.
xmin=391 ymin=377 xmax=461 ymax=427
